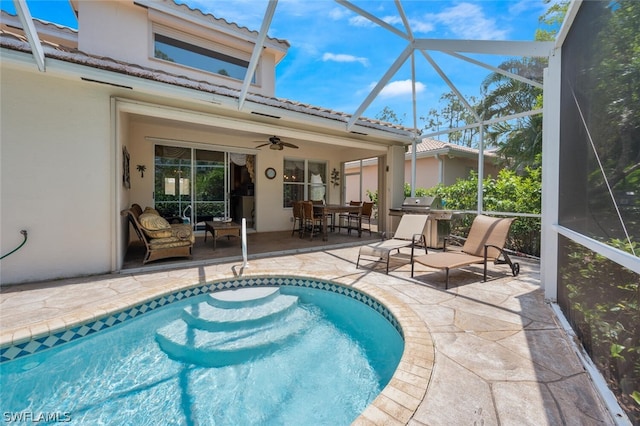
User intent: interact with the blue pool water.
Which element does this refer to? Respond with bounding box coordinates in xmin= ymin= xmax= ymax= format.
xmin=1 ymin=284 xmax=404 ymax=425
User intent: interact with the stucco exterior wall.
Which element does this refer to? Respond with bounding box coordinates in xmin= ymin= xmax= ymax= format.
xmin=77 ymin=1 xmax=278 ymax=97
xmin=1 ymin=68 xmax=114 ymax=284
xmin=407 ymin=157 xmax=441 ymax=188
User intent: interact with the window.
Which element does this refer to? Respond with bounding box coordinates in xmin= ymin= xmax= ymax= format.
xmin=153 ymin=33 xmax=253 ymax=82
xmin=283 ymin=159 xmax=327 ymax=207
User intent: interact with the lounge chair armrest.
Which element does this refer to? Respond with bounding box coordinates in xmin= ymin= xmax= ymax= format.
xmin=483 ymin=243 xmax=509 ymax=261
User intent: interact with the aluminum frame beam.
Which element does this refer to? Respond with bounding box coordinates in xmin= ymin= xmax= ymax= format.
xmin=13 ymin=0 xmax=45 ymax=72
xmin=238 ymin=0 xmax=278 ymax=111
xmin=413 ymin=39 xmax=554 ymax=57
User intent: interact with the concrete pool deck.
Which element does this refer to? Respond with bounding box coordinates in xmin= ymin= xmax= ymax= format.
xmin=0 ymin=245 xmax=615 ymax=425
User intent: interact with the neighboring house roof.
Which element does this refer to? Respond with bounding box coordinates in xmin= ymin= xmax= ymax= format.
xmin=0 ymin=11 xmax=412 ymax=139
xmin=408 ymin=138 xmax=500 ymax=160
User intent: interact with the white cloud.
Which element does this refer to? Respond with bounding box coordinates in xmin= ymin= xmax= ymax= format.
xmin=411 ymin=20 xmax=435 ymax=34
xmin=323 ymin=53 xmax=369 ymax=67
xmin=382 ymin=15 xmax=434 ymax=35
xmin=382 ymin=15 xmax=402 ymax=25
xmin=328 ymin=7 xmax=349 ymax=20
xmin=369 ymin=79 xmax=426 ymax=98
xmin=349 ymin=15 xmax=377 ymax=28
xmin=425 ymin=3 xmax=509 ymax=40
xmin=508 ymin=0 xmax=546 ymax=16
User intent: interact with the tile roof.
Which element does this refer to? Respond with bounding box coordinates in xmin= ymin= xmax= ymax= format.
xmin=151 ymin=0 xmax=290 ymax=49
xmin=0 ymin=11 xmax=412 ymax=138
xmin=407 ymin=138 xmax=499 ymax=157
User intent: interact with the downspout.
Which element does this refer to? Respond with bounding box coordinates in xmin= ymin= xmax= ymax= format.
xmin=435 ymin=154 xmax=444 ymax=185
xmin=13 ymin=0 xmax=46 ymax=72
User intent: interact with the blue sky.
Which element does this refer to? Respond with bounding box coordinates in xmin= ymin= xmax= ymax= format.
xmin=1 ymin=0 xmax=553 ymax=129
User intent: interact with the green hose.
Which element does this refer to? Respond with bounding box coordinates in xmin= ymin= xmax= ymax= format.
xmin=1 ymin=230 xmax=28 ymax=260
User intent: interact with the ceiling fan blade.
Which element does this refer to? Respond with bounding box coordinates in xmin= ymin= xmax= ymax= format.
xmin=281 ymin=142 xmax=299 ymax=149
xmin=255 ymin=143 xmax=270 ymax=148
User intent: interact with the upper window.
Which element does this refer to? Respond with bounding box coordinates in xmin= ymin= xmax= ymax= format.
xmin=153 ymin=33 xmax=253 ymax=82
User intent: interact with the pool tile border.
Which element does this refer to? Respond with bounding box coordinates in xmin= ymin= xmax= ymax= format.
xmin=0 ymin=276 xmax=401 ymax=363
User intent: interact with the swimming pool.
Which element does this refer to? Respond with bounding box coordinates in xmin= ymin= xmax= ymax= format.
xmin=0 ymin=277 xmax=404 ymax=425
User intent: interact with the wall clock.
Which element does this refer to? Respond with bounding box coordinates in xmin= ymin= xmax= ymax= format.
xmin=265 ymin=167 xmax=277 ymax=179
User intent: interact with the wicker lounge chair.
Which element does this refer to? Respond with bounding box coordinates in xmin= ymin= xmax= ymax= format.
xmin=356 ymin=214 xmax=428 ymax=273
xmin=411 ymin=214 xmax=520 ymax=288
xmin=122 ymin=205 xmax=194 ymax=264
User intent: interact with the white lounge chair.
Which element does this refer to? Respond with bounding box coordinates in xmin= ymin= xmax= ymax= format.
xmin=356 ymin=214 xmax=428 ymax=273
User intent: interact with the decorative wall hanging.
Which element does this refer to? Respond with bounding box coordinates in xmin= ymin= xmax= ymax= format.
xmin=331 ymin=168 xmax=340 ymax=187
xmin=136 ymin=164 xmax=146 ymax=178
xmin=122 ymin=147 xmax=131 ymax=189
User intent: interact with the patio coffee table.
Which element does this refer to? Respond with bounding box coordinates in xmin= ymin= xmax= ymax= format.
xmin=204 ymin=221 xmax=241 ymax=250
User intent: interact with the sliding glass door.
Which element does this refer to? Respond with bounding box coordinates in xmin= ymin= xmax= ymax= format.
xmin=154 ymin=145 xmax=193 ymax=222
xmin=194 ymin=149 xmax=226 ymax=226
xmin=154 ymin=144 xmax=254 ymax=230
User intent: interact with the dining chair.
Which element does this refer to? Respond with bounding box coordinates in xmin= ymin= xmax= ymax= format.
xmin=291 ymin=201 xmax=304 ymax=238
xmin=358 ymin=201 xmax=374 ymax=235
xmin=301 ymin=201 xmax=323 ymax=240
xmin=339 ymin=201 xmax=362 ymax=233
xmin=311 ymin=199 xmax=334 ymax=230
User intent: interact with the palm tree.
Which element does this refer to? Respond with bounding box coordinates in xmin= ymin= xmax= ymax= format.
xmin=479 ymin=57 xmax=546 ymax=169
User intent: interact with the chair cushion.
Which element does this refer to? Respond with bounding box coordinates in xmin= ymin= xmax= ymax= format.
xmin=139 ymin=213 xmax=173 ymax=238
xmin=413 ymin=252 xmax=484 ymax=270
xmin=143 ymin=207 xmax=161 ymax=216
xmin=171 ymin=223 xmax=196 ymax=243
xmin=359 ymin=239 xmax=415 ymax=258
xmin=148 ymin=236 xmax=193 ymax=249
xmin=462 ymin=215 xmax=514 ymax=258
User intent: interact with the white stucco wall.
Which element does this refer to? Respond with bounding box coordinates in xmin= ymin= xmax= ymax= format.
xmin=77 ymin=1 xmax=278 ymax=97
xmin=1 ymin=68 xmax=114 ymax=284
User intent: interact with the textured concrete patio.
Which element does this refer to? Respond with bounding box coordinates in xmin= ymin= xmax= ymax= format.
xmin=0 ymin=241 xmax=614 ymax=425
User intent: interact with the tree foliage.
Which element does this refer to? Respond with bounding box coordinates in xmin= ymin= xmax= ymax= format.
xmin=420 ymin=92 xmax=479 ymax=147
xmin=584 ymin=0 xmax=640 ymax=195
xmin=375 ymin=106 xmax=405 ymax=125
xmin=406 ymin=168 xmax=542 ymax=256
xmin=561 ymin=238 xmax=640 ymax=423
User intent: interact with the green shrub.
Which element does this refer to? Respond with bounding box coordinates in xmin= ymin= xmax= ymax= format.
xmin=420 ymin=168 xmax=542 ymax=256
xmin=560 ymin=238 xmax=639 ymax=423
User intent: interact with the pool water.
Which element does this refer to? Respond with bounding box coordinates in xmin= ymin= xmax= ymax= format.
xmin=1 ymin=285 xmax=403 ymax=425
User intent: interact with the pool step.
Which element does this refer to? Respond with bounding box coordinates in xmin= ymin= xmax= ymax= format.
xmin=183 ymin=292 xmax=299 ymax=331
xmin=156 ymin=288 xmax=311 ymax=367
xmin=206 ymin=287 xmax=280 ymax=309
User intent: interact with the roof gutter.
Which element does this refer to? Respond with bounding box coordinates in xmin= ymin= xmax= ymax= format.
xmin=13 ymin=0 xmax=45 ymax=71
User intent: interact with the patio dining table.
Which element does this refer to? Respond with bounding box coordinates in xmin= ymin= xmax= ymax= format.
xmin=313 ymin=204 xmax=362 ymax=241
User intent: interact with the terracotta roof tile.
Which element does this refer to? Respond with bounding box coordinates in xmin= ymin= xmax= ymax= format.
xmin=0 ymin=16 xmax=411 ymax=137
xmin=407 ymin=137 xmax=498 ymax=157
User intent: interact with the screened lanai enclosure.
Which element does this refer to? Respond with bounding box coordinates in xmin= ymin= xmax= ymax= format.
xmin=4 ymin=0 xmax=638 ymax=422
xmin=336 ymin=1 xmax=639 ymax=422
xmin=552 ymin=2 xmax=639 ymax=422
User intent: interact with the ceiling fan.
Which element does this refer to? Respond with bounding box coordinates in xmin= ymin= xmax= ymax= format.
xmin=255 ymin=136 xmax=298 ymax=150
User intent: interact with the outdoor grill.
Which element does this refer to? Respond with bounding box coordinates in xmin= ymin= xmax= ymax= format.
xmin=389 ymin=196 xmax=453 ymax=248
